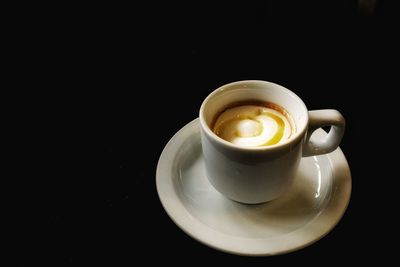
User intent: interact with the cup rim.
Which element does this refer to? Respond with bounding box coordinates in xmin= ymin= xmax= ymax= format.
xmin=199 ymin=80 xmax=309 ymax=152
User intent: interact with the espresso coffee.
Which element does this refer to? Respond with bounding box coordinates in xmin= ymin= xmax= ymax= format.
xmin=212 ymin=101 xmax=296 ymax=147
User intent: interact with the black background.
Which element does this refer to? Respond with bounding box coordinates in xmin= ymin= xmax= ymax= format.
xmin=20 ymin=0 xmax=399 ymax=265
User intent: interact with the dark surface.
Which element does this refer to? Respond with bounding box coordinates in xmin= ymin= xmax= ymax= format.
xmin=21 ymin=1 xmax=398 ymax=265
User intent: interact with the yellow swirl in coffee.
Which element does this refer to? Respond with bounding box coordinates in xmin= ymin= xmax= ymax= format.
xmin=212 ymin=105 xmax=293 ymax=147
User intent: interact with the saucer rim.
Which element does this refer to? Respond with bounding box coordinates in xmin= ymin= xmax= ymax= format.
xmin=156 ymin=118 xmax=351 ymax=256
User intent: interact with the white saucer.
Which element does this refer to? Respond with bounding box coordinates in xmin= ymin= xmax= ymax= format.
xmin=156 ymin=119 xmax=351 ymax=256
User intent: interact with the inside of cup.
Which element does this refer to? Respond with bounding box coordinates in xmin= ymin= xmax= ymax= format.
xmin=201 ymin=81 xmax=308 ymax=134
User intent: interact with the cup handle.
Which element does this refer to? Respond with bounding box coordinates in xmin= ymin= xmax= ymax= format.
xmin=302 ymin=110 xmax=345 ymax=157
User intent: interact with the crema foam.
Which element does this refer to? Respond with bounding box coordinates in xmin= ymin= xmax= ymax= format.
xmin=212 ymin=102 xmax=295 ymax=148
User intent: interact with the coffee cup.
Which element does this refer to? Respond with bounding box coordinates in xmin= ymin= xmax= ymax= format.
xmin=199 ymin=80 xmax=345 ymax=204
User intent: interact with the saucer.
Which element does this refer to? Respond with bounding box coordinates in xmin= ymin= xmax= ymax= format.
xmin=156 ymin=119 xmax=351 ymax=256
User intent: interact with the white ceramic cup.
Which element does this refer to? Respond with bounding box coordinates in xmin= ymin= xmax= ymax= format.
xmin=199 ymin=80 xmax=345 ymax=204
